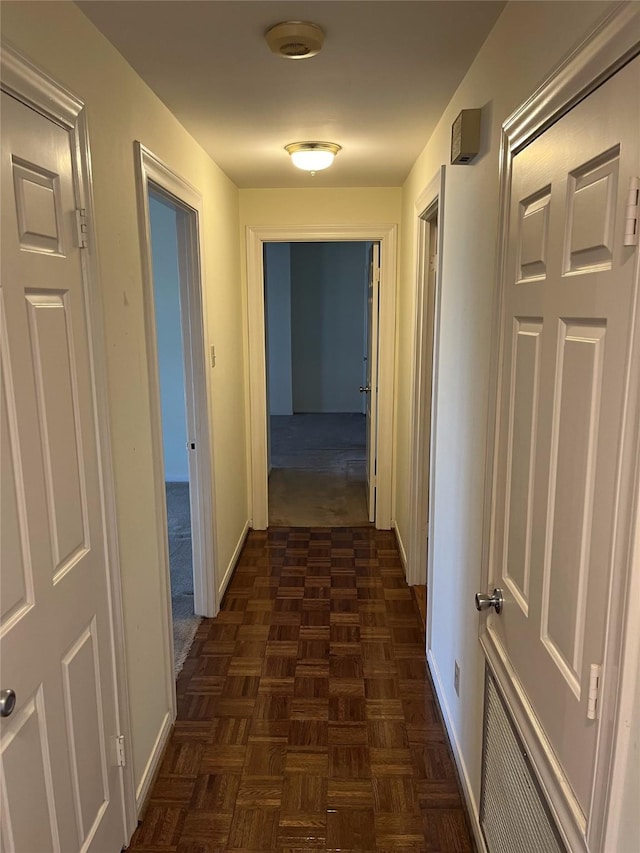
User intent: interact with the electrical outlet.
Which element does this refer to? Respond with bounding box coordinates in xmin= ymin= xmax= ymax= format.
xmin=454 ymin=661 xmax=460 ymax=697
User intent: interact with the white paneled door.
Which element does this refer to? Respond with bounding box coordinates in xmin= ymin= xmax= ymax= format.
xmin=365 ymin=243 xmax=380 ymax=523
xmin=486 ymin=53 xmax=639 ymax=829
xmin=0 ymin=93 xmax=125 ymax=851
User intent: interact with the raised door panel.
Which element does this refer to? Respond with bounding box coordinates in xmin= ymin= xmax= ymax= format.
xmin=25 ymin=290 xmax=88 ymax=576
xmin=502 ymin=318 xmax=543 ymax=612
xmin=517 ymin=189 xmax=551 ymax=282
xmin=564 ymin=148 xmax=619 ymax=274
xmin=61 ymin=620 xmax=110 ymax=844
xmin=12 ymin=159 xmax=64 ymax=256
xmin=541 ymin=322 xmax=606 ymax=697
xmin=0 ymin=689 xmax=58 ymax=853
xmin=0 ymin=331 xmax=33 ymax=629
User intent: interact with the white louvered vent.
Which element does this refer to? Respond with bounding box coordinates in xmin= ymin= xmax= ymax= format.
xmin=480 ymin=670 xmax=566 ymax=853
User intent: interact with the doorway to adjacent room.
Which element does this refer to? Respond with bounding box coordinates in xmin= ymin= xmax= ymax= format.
xmin=136 ymin=144 xmax=217 ymax=685
xmin=264 ymin=241 xmax=372 ymax=526
xmin=246 ymin=224 xmax=398 ymax=531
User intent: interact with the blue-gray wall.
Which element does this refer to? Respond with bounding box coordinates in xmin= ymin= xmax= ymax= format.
xmin=264 ymin=243 xmax=293 ymax=416
xmin=149 ymin=192 xmax=189 ymax=482
xmin=291 ymin=242 xmax=369 ymax=413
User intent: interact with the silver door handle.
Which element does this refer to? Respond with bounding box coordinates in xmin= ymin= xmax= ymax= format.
xmin=359 ymin=386 xmax=370 ymax=393
xmin=0 ymin=689 xmax=16 ymax=717
xmin=475 ymin=588 xmax=503 ymax=614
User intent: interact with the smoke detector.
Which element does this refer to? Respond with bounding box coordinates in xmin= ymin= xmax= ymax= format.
xmin=265 ymin=21 xmax=325 ymax=60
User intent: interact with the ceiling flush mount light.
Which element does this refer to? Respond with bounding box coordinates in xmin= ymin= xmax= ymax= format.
xmin=285 ymin=142 xmax=341 ymax=175
xmin=265 ymin=21 xmax=325 ymax=60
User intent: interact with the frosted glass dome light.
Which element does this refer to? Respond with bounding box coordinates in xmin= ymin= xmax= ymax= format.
xmin=285 ymin=142 xmax=341 ymax=173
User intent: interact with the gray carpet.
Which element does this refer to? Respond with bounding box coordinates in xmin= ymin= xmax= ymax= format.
xmin=268 ymin=413 xmax=369 ymax=527
xmin=165 ymin=482 xmax=201 ymax=674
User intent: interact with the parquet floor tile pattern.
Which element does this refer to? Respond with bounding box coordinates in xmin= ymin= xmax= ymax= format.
xmin=126 ymin=527 xmax=474 ymax=853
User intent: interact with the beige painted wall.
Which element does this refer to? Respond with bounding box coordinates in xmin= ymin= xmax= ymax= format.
xmin=395 ymin=0 xmax=628 ymax=837
xmin=2 ymin=1 xmax=248 ymax=801
xmin=239 ymin=188 xmax=402 ymax=228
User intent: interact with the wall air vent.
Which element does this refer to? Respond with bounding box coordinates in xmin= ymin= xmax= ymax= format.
xmin=480 ymin=668 xmax=566 ymax=853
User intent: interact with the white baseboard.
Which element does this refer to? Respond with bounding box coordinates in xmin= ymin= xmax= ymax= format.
xmin=427 ymin=649 xmax=487 ymax=853
xmin=135 ymin=709 xmax=173 ymax=817
xmin=218 ymin=520 xmax=249 ymax=602
xmin=392 ymin=520 xmax=408 ymax=577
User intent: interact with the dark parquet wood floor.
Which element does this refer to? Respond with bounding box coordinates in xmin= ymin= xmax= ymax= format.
xmin=126 ymin=528 xmax=474 ymax=853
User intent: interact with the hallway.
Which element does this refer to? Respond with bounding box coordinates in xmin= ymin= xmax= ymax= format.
xmin=126 ymin=527 xmax=473 ymax=852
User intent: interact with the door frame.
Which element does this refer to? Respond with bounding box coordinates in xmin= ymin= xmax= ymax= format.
xmin=365 ymin=242 xmax=380 ymax=523
xmin=407 ymin=167 xmax=446 ymax=589
xmin=1 ymin=42 xmax=137 ymax=842
xmin=135 ymin=146 xmax=218 ymax=644
xmin=246 ymin=224 xmax=397 ymax=530
xmin=479 ymin=6 xmax=640 ymax=851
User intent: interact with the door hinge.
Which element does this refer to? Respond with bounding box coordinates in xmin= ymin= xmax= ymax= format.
xmin=115 ymin=734 xmax=126 ymax=767
xmin=624 ymin=177 xmax=639 ymax=247
xmin=186 ymin=441 xmax=195 ymax=451
xmin=587 ymin=663 xmax=602 ymax=721
xmin=75 ymin=208 xmax=88 ymax=249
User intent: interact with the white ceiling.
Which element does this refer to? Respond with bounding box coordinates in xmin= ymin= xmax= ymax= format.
xmin=77 ymin=1 xmax=506 ymax=188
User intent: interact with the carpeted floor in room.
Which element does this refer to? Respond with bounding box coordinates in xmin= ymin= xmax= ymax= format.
xmin=126 ymin=526 xmax=473 ymax=852
xmin=269 ymin=413 xmax=370 ymax=527
xmin=166 ymin=481 xmax=201 ymax=673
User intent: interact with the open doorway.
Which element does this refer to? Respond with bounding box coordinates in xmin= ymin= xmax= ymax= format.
xmin=136 ymin=144 xmax=217 ymax=688
xmin=147 ymin=191 xmax=200 ymax=671
xmin=246 ymin=224 xmax=397 ymax=531
xmin=264 ymin=241 xmax=372 ymax=526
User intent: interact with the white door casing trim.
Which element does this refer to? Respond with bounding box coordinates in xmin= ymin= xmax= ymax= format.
xmin=246 ymin=224 xmax=397 ymax=530
xmin=407 ymin=167 xmax=446 ymax=589
xmin=0 ymin=41 xmax=137 ymax=841
xmin=366 ymin=242 xmax=381 ymax=523
xmin=135 ymin=142 xmax=217 ymax=615
xmin=480 ymin=5 xmax=640 ymax=851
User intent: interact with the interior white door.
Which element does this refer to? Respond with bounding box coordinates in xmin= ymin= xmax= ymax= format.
xmin=365 ymin=243 xmax=380 ymax=522
xmin=486 ymin=54 xmax=639 ymax=824
xmin=0 ymin=92 xmax=125 ymax=852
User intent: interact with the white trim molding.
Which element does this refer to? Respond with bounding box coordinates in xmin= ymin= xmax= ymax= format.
xmin=134 ymin=709 xmax=173 ymax=811
xmin=479 ymin=5 xmax=640 ymax=851
xmin=246 ymin=224 xmax=398 ymax=530
xmin=1 ymin=41 xmax=137 ymax=841
xmin=407 ymin=167 xmax=446 ymax=588
xmin=135 ymin=143 xmax=218 ymax=619
xmin=392 ymin=521 xmax=408 ymax=573
xmin=427 ymin=650 xmax=488 ymax=853
xmin=218 ymin=521 xmax=250 ymax=604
